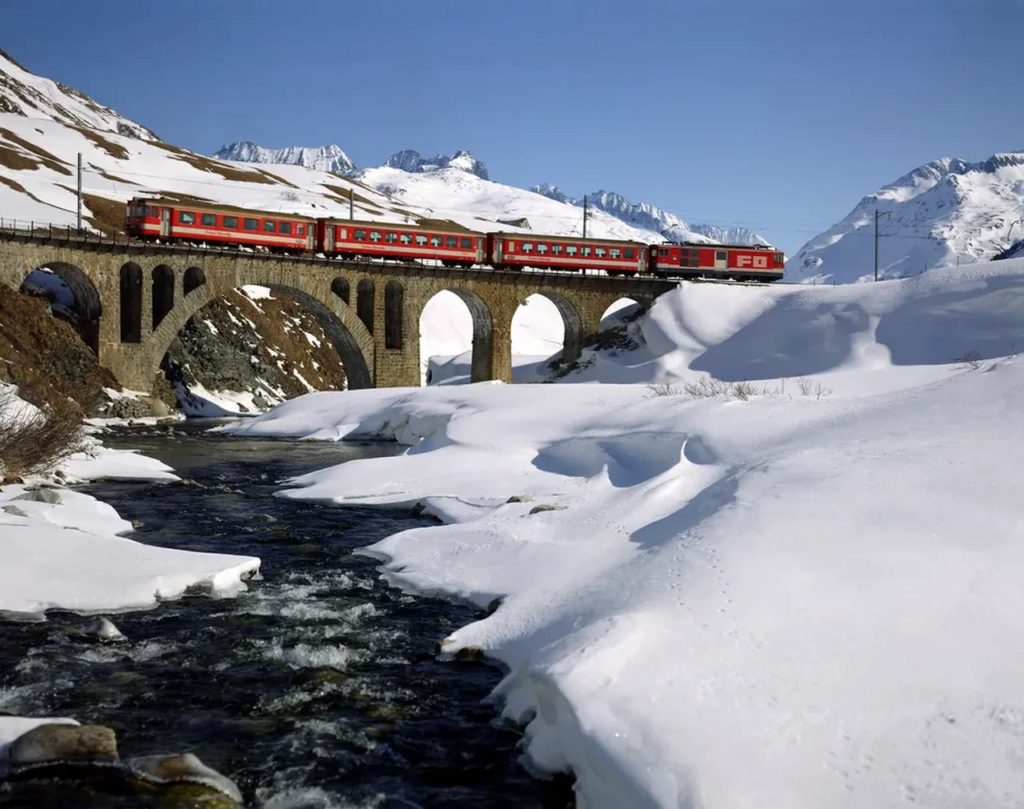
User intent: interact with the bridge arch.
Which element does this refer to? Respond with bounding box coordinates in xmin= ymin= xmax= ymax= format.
xmin=144 ymin=280 xmax=374 ymax=392
xmin=183 ymin=266 xmax=206 ymax=296
xmin=331 ymin=277 xmax=350 ymax=305
xmin=119 ymin=262 xmax=143 ymax=343
xmin=152 ymin=264 xmax=175 ymax=329
xmin=418 ymin=288 xmax=494 ymax=385
xmin=524 ymin=291 xmax=584 ymax=364
xmin=19 ymin=260 xmax=102 ymax=353
xmin=385 ymin=280 xmax=404 ymax=350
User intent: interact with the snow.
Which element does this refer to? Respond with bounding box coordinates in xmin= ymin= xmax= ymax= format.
xmin=788 ymin=151 xmax=1024 ymax=284
xmin=225 ymin=256 xmax=1024 ymax=808
xmin=0 ymin=384 xmax=258 ymax=620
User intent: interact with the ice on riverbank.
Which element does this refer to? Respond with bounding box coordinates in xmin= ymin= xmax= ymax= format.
xmin=0 ymin=393 xmax=259 ymax=620
xmin=227 ymin=258 xmax=1024 ymax=808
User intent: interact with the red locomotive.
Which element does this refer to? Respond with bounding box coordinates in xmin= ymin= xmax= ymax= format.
xmin=124 ymin=197 xmax=783 ymax=282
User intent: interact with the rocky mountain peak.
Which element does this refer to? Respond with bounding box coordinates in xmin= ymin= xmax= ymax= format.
xmin=385 ymin=149 xmax=489 ymax=180
xmin=212 ymin=141 xmax=356 ymax=176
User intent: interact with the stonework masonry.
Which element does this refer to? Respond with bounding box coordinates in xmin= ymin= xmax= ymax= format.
xmin=0 ymin=232 xmax=676 ymax=393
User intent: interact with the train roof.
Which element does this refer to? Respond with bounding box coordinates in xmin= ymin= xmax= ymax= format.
xmin=319 ymin=217 xmax=481 ymax=234
xmin=488 ymin=231 xmax=648 ymax=247
xmin=127 ymin=197 xmax=318 ymax=222
xmin=666 ymin=240 xmax=781 ymax=251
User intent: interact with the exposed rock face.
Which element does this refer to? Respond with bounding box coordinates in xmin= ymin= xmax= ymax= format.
xmin=164 ymin=286 xmax=347 ymax=414
xmin=0 ymin=284 xmax=118 ymax=417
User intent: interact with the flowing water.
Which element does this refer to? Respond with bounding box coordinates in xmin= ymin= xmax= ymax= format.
xmin=0 ymin=424 xmax=572 ymax=808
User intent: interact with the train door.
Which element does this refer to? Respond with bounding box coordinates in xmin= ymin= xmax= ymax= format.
xmin=324 ymin=224 xmax=336 ymax=252
xmin=714 ymin=249 xmax=727 ymax=270
xmin=160 ymin=207 xmax=171 ymax=238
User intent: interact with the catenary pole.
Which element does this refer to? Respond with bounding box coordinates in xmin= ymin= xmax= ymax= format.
xmin=76 ymin=152 xmax=82 ymax=232
xmin=582 ymin=195 xmax=588 ymax=239
xmin=349 ymin=188 xmax=354 ymax=220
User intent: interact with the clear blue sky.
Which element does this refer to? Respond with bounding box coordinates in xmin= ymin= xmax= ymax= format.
xmin=5 ymin=0 xmax=1022 ymax=252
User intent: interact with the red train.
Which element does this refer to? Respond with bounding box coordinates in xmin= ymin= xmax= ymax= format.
xmin=124 ymin=197 xmax=783 ymax=282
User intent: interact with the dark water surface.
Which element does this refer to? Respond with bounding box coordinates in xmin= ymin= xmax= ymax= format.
xmin=0 ymin=423 xmax=571 ymax=808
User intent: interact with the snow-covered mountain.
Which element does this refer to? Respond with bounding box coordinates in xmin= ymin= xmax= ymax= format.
xmin=213 ymin=141 xmax=355 ymax=176
xmin=535 ymin=187 xmax=768 ymax=246
xmin=0 ymin=49 xmax=156 ymax=141
xmin=788 ymin=152 xmax=1024 ymax=284
xmin=385 ymin=149 xmax=489 ymax=180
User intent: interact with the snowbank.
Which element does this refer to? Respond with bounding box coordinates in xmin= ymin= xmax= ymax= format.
xmin=0 ymin=389 xmax=257 ymax=620
xmin=226 ymin=259 xmax=1024 ymax=808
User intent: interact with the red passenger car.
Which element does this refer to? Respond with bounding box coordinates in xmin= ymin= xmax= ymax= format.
xmin=316 ymin=218 xmax=485 ymax=266
xmin=487 ymin=232 xmax=648 ymax=275
xmin=125 ymin=198 xmax=316 ymax=252
xmin=650 ymin=242 xmax=784 ymax=281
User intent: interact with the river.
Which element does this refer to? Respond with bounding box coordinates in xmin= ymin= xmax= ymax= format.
xmin=0 ymin=423 xmax=572 ymax=808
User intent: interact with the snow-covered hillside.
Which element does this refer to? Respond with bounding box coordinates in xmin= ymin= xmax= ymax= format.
xmin=229 ymin=255 xmax=1024 ymax=809
xmin=0 ymin=50 xmax=155 ymax=141
xmin=788 ymin=151 xmax=1024 ymax=284
xmin=212 ymin=141 xmax=355 ymax=176
xmin=385 ymin=148 xmax=489 ymax=179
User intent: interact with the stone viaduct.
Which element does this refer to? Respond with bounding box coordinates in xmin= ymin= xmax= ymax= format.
xmin=0 ymin=230 xmax=677 ymax=393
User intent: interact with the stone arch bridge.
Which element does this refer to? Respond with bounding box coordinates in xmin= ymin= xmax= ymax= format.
xmin=0 ymin=231 xmax=676 ymax=392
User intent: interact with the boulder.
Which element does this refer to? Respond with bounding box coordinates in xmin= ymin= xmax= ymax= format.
xmin=8 ymin=723 xmax=118 ymax=768
xmin=126 ymin=753 xmax=242 ymax=804
xmin=79 ymin=616 xmax=126 ymax=642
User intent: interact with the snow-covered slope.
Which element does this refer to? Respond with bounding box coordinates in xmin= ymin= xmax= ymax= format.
xmin=213 ymin=141 xmax=355 ymax=176
xmin=533 ymin=185 xmax=768 ymax=246
xmin=229 ymin=256 xmax=1024 ymax=809
xmin=788 ymin=151 xmax=1024 ymax=284
xmin=0 ymin=50 xmax=156 ymax=141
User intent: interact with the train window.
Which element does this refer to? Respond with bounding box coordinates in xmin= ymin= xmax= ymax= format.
xmin=566 ymin=245 xmax=578 ymax=255
xmin=354 ymin=229 xmax=366 ymax=240
xmin=581 ymin=246 xmax=591 ymax=256
xmin=280 ymin=222 xmax=292 ymax=234
xmin=716 ymin=251 xmax=727 ymax=261
xmin=430 ymin=236 xmax=442 ymax=247
xmin=624 ymin=248 xmax=634 ymax=259
xmin=385 ymin=232 xmax=398 ymax=243
xmin=180 ymin=211 xmax=196 ymax=224
xmin=201 ymin=213 xmax=217 ymax=226
xmin=415 ymin=235 xmax=428 ymax=245
xmin=536 ymin=244 xmax=548 ymax=254
xmin=264 ymin=220 xmax=277 ymax=232
xmin=370 ymin=231 xmax=382 ymax=242
xmin=774 ymin=252 xmax=784 ymax=265
xmin=462 ymin=237 xmax=474 ymax=249
xmin=223 ymin=216 xmax=238 ymax=228
xmin=610 ymin=248 xmax=621 ymax=258
xmin=522 ymin=242 xmax=533 ymax=253
xmin=446 ymin=236 xmax=457 ymax=247
xmin=506 ymin=240 xmax=515 ymax=251
xmin=595 ymin=247 xmax=607 ymax=257
xmin=399 ymin=234 xmax=412 ymax=244
xmin=244 ymin=218 xmax=258 ymax=230
xmin=296 ymin=224 xmax=304 ymax=235
xmin=551 ymin=244 xmax=563 ymax=255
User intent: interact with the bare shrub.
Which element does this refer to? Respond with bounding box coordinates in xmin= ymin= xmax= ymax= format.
xmin=953 ymin=350 xmax=983 ymax=370
xmin=0 ymin=390 xmax=88 ymax=480
xmin=646 ymin=382 xmax=684 ymax=397
xmin=730 ymin=381 xmax=756 ymax=401
xmin=797 ymin=377 xmax=815 ymax=396
xmin=683 ymin=378 xmax=730 ymax=399
xmin=814 ymin=381 xmax=832 ymax=400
